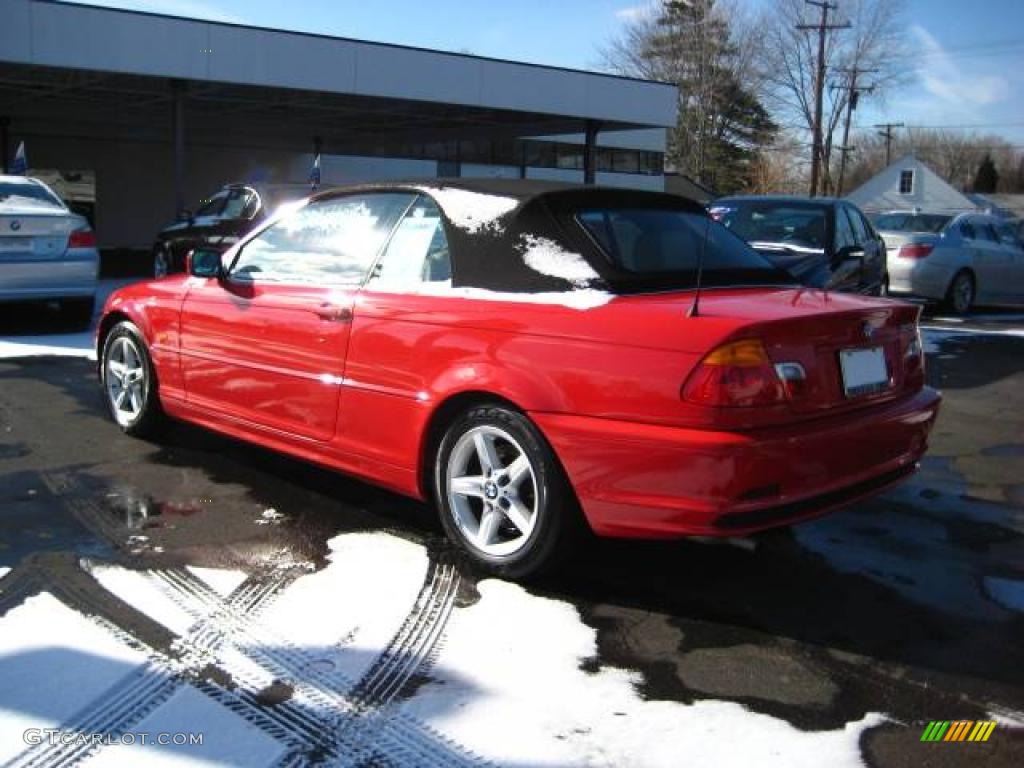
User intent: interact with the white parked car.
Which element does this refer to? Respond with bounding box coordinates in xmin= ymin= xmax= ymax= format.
xmin=874 ymin=210 xmax=1024 ymax=314
xmin=0 ymin=175 xmax=99 ymax=327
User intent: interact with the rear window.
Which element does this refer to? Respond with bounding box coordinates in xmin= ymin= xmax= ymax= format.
xmin=711 ymin=201 xmax=829 ymax=251
xmin=874 ymin=213 xmax=950 ymax=233
xmin=577 ymin=208 xmax=789 ymax=289
xmin=0 ymin=181 xmax=66 ymax=211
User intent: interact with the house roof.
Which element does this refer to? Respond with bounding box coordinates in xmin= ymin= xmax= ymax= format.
xmin=846 ymin=154 xmax=978 ymax=215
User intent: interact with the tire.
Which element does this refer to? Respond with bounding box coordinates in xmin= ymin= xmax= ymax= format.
xmin=100 ymin=321 xmax=164 ymax=437
xmin=61 ymin=297 xmax=95 ymax=330
xmin=434 ymin=404 xmax=578 ymax=579
xmin=153 ymin=246 xmax=172 ymax=278
xmin=945 ymin=270 xmax=975 ymax=315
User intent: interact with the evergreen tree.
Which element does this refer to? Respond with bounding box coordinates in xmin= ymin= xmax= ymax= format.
xmin=973 ymin=154 xmax=999 ymax=193
xmin=643 ymin=0 xmax=778 ymax=192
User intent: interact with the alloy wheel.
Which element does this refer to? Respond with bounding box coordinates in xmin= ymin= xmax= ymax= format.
xmin=952 ymin=273 xmax=974 ymax=314
xmin=445 ymin=425 xmax=539 ymax=557
xmin=105 ymin=336 xmax=148 ymax=427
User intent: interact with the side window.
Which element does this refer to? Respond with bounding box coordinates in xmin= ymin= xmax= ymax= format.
xmin=845 ymin=206 xmax=869 ymax=245
xmin=220 ymin=188 xmax=255 ymax=220
xmin=960 ymin=219 xmax=976 ymax=240
xmin=366 ymin=196 xmax=452 ymax=291
xmin=229 ymin=193 xmax=415 ymax=286
xmin=835 ymin=206 xmax=856 ymax=250
xmin=975 ymin=219 xmax=999 ymax=243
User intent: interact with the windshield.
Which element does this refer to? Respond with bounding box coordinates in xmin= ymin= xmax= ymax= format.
xmin=576 ymin=207 xmax=790 ymax=290
xmin=873 ymin=213 xmax=951 ymax=234
xmin=0 ymin=181 xmax=66 ymax=211
xmin=711 ymin=200 xmax=829 ymax=251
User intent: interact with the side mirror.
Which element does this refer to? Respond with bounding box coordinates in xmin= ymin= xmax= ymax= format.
xmin=177 ymin=209 xmax=194 ymax=223
xmin=187 ymin=247 xmax=223 ymax=278
xmin=835 ymin=245 xmax=865 ymax=263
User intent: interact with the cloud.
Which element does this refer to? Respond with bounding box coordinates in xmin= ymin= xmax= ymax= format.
xmin=910 ymin=25 xmax=1010 ymax=107
xmin=615 ymin=3 xmax=654 ymax=22
xmin=70 ymin=0 xmax=244 ymax=24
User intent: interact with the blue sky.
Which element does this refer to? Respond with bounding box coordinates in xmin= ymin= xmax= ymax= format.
xmin=73 ymin=0 xmax=1024 ymax=145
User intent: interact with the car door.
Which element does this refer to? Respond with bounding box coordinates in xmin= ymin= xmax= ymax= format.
xmin=844 ymin=204 xmax=884 ymax=294
xmin=829 ymin=204 xmax=862 ymax=292
xmin=995 ymin=222 xmax=1024 ymax=302
xmin=179 ymin=192 xmax=415 ymax=441
xmin=967 ymin=216 xmax=1009 ymax=301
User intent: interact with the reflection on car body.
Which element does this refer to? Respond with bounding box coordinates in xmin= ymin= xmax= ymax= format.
xmin=97 ymin=180 xmax=941 ymax=578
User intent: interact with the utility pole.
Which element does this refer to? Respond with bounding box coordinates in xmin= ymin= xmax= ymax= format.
xmin=875 ymin=122 xmax=904 ymax=166
xmin=798 ymin=1 xmax=850 ymax=197
xmin=834 ymin=65 xmax=877 ymax=196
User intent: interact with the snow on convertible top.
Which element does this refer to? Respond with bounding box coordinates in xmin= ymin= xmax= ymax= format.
xmin=417 ymin=186 xmax=519 ymax=234
xmin=519 ymin=234 xmax=600 ymax=289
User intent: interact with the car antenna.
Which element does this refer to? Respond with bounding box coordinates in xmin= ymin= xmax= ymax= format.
xmin=688 ymin=209 xmax=712 ymax=318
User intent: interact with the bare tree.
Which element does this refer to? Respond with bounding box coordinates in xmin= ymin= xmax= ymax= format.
xmin=759 ymin=0 xmax=909 ymax=194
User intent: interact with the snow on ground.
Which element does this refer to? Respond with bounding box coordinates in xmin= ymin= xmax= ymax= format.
xmin=519 ymin=234 xmax=601 ymax=288
xmin=921 ymin=325 xmax=1024 ymax=353
xmin=0 ymin=567 xmax=9 ymax=580
xmin=0 ymin=593 xmax=149 ymax=765
xmin=0 ymin=533 xmax=886 ymax=767
xmin=405 ymin=577 xmax=883 ymax=768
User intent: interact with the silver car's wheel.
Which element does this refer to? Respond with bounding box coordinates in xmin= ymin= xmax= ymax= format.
xmin=948 ymin=271 xmax=974 ymax=315
xmin=153 ymin=248 xmax=170 ymax=278
xmin=446 ymin=425 xmax=539 ymax=557
xmin=105 ymin=335 xmax=148 ymax=427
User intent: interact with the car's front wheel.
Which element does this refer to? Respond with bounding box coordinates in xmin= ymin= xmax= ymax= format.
xmin=100 ymin=321 xmax=163 ymax=436
xmin=435 ymin=405 xmax=578 ymax=579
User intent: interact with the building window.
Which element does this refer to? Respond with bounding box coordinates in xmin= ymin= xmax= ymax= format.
xmin=899 ymin=169 xmax=914 ymax=195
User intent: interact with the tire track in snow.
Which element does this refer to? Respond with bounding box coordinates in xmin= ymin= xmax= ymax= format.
xmin=5 ymin=566 xmax=302 ymax=768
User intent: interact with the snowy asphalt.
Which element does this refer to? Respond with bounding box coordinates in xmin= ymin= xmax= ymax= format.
xmin=0 ymin=284 xmax=1022 ymax=767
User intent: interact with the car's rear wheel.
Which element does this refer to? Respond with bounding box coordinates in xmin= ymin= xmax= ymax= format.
xmin=946 ymin=270 xmax=975 ymax=315
xmin=435 ymin=405 xmax=577 ymax=579
xmin=61 ymin=297 xmax=95 ymax=329
xmin=100 ymin=321 xmax=163 ymax=436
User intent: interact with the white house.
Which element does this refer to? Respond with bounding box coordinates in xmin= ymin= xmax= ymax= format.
xmin=846 ymin=154 xmax=978 ymax=215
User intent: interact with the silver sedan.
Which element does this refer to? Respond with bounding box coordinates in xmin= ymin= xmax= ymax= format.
xmin=0 ymin=175 xmax=99 ymax=326
xmin=875 ymin=211 xmax=1024 ymax=313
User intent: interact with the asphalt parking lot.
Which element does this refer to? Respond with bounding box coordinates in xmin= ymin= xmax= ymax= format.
xmin=0 ymin=284 xmax=1022 ymax=767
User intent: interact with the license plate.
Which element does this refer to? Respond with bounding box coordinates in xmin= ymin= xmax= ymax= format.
xmin=839 ymin=346 xmax=889 ymax=397
xmin=0 ymin=237 xmax=31 ymax=252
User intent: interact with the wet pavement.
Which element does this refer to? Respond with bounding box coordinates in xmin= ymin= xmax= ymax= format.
xmin=1 ymin=293 xmax=1022 ymax=766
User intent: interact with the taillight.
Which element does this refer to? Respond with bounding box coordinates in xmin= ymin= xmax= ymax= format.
xmin=68 ymin=228 xmax=97 ymax=249
xmin=902 ymin=323 xmax=924 ymax=384
xmin=898 ymin=243 xmax=933 ymax=259
xmin=683 ymin=339 xmax=789 ymax=407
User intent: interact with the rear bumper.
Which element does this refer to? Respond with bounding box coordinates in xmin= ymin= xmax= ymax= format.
xmin=532 ymin=386 xmax=941 ymax=538
xmin=0 ymin=250 xmax=99 ymax=301
xmin=887 ymin=257 xmax=952 ymax=300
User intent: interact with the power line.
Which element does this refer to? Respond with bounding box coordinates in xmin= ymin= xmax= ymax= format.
xmin=874 ymin=122 xmax=904 ymax=165
xmin=797 ymin=0 xmax=850 ymax=196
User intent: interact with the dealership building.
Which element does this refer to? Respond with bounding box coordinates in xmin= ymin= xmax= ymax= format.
xmin=0 ymin=0 xmax=677 ymax=251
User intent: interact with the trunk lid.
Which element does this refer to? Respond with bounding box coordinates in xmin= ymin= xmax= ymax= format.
xmin=0 ymin=210 xmax=78 ymax=261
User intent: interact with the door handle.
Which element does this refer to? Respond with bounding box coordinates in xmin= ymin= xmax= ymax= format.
xmin=311 ymin=303 xmax=353 ymax=322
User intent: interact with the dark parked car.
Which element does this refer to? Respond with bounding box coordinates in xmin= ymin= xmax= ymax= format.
xmin=710 ymin=196 xmax=887 ymax=295
xmin=151 ymin=183 xmax=311 ymax=276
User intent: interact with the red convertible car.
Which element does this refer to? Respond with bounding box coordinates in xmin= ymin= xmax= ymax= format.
xmin=97 ymin=180 xmax=941 ymax=577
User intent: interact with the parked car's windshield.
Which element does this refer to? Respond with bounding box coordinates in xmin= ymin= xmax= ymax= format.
xmin=873 ymin=213 xmax=951 ymax=233
xmin=0 ymin=181 xmax=66 ymax=211
xmin=577 ymin=207 xmax=790 ymax=289
xmin=710 ymin=201 xmax=828 ymax=251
